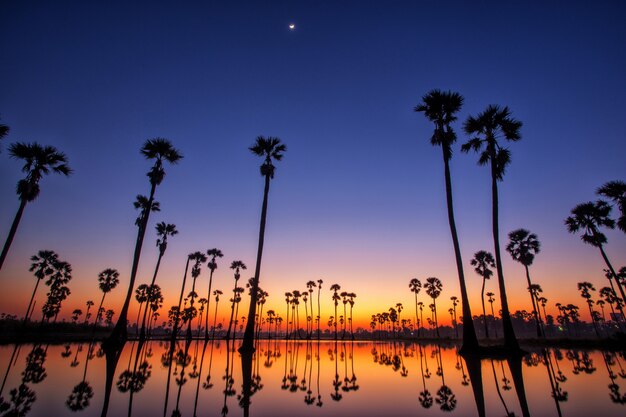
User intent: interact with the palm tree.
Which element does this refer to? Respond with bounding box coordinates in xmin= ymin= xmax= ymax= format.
xmin=470 ymin=250 xmax=495 ymax=338
xmin=95 ymin=269 xmax=120 ymax=327
xmin=134 ymin=284 xmax=149 ymax=334
xmin=415 ymin=90 xmax=479 ymax=351
xmin=110 ymin=138 xmax=182 ymax=344
xmin=23 ymin=250 xmax=59 ymax=323
xmin=506 ymin=228 xmax=543 ymax=337
xmin=0 ymin=117 xmax=8 ymax=147
xmin=424 ymin=277 xmax=443 ymax=338
xmin=306 ymin=280 xmax=316 ymax=338
xmin=409 ymin=278 xmax=422 ymax=336
xmin=597 ymin=180 xmax=626 ymax=233
xmin=462 ymin=104 xmax=523 ymax=351
xmin=185 ymin=252 xmax=208 ymax=338
xmin=566 ymin=201 xmax=626 ymax=303
xmin=204 ymin=248 xmax=224 ymax=340
xmin=284 ymin=292 xmax=292 ymax=339
xmin=211 ymin=290 xmax=223 ymax=339
xmin=139 ymin=222 xmax=178 ymax=338
xmin=417 ymin=301 xmax=425 ymax=337
xmin=577 ymin=282 xmax=600 ymax=337
xmin=241 ymin=136 xmax=287 ymax=353
xmin=0 ymin=143 xmax=71 ymax=270
xmin=84 ymin=300 xmax=94 ymax=324
xmin=330 ymin=284 xmax=341 ymax=340
xmin=316 ymin=279 xmax=323 ymax=339
xmin=225 ymin=260 xmax=246 ymax=340
xmin=486 ymin=292 xmax=498 ymax=338
xmin=450 ymin=296 xmax=459 ymax=338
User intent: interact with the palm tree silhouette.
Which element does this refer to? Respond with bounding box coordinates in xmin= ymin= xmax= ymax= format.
xmin=450 ymin=296 xmax=459 ymax=338
xmin=470 ymin=250 xmax=495 ymax=339
xmin=0 ymin=143 xmax=71 ymax=270
xmin=425 ymin=277 xmax=442 ymax=338
xmin=462 ymin=104 xmax=523 ymax=351
xmin=597 ymin=180 xmax=626 ymax=233
xmin=241 ymin=136 xmax=286 ymax=353
xmin=95 ymin=269 xmax=120 ymax=327
xmin=225 ymin=261 xmax=246 ymax=340
xmin=23 ymin=250 xmax=59 ymax=323
xmin=566 ymin=200 xmax=626 ymax=303
xmin=85 ymin=300 xmax=94 ymax=324
xmin=415 ymin=90 xmax=479 ymax=351
xmin=485 ymin=292 xmax=498 ymax=338
xmin=0 ymin=117 xmax=9 ymax=147
xmin=109 ymin=138 xmax=182 ymax=345
xmin=204 ymin=248 xmax=223 ymax=340
xmin=506 ymin=228 xmax=544 ymax=337
xmin=330 ymin=284 xmax=341 ymax=340
xmin=134 ymin=284 xmax=149 ymax=334
xmin=185 ymin=252 xmax=207 ymax=339
xmin=409 ymin=278 xmax=422 ymax=336
xmin=577 ymin=282 xmax=601 ymax=337
xmin=316 ymin=279 xmax=323 ymax=339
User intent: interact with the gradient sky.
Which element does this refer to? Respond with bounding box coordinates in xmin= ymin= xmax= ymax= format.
xmin=1 ymin=1 xmax=625 ymax=328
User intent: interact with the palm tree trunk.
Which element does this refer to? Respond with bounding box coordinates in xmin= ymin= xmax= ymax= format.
xmin=23 ymin=277 xmax=42 ymax=324
xmin=317 ymin=287 xmax=321 ymax=339
xmin=442 ymin=154 xmax=479 ymax=351
xmin=240 ymin=173 xmax=271 ymax=353
xmin=95 ymin=293 xmax=106 ymax=329
xmin=139 ymin=249 xmax=165 ymax=339
xmin=204 ymin=268 xmax=215 ymax=340
xmin=109 ymin=181 xmax=157 ymax=345
xmin=414 ymin=293 xmax=419 ymax=336
xmin=481 ymin=278 xmax=489 ymax=338
xmin=490 ymin=152 xmax=519 ymax=351
xmin=598 ymin=244 xmax=626 ymax=303
xmin=0 ymin=199 xmax=27 ymax=271
xmin=524 ymin=265 xmax=543 ymax=338
xmin=433 ymin=299 xmax=440 ymax=338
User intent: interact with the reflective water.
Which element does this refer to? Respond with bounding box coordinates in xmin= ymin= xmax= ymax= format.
xmin=0 ymin=339 xmax=624 ymax=416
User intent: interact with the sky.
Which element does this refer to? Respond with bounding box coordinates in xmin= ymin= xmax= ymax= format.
xmin=0 ymin=0 xmax=625 ymax=329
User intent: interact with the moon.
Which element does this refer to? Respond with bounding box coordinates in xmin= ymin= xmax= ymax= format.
xmin=288 ymin=23 xmax=295 ymax=30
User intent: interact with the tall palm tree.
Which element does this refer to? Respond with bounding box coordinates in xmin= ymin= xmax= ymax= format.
xmin=225 ymin=260 xmax=246 ymax=340
xmin=23 ymin=250 xmax=59 ymax=323
xmin=450 ymin=296 xmax=459 ymax=338
xmin=470 ymin=250 xmax=495 ymax=338
xmin=566 ymin=201 xmax=626 ymax=303
xmin=316 ymin=279 xmax=323 ymax=339
xmin=241 ymin=136 xmax=286 ymax=353
xmin=597 ymin=180 xmax=626 ymax=233
xmin=306 ymin=280 xmax=316 ymax=338
xmin=415 ymin=90 xmax=479 ymax=351
xmin=577 ymin=282 xmax=600 ymax=337
xmin=506 ymin=228 xmax=543 ymax=337
xmin=134 ymin=284 xmax=149 ymax=334
xmin=330 ymin=284 xmax=341 ymax=340
xmin=84 ymin=300 xmax=94 ymax=324
xmin=204 ymin=249 xmax=224 ymax=340
xmin=0 ymin=143 xmax=71 ymax=270
xmin=95 ymin=269 xmax=120 ymax=327
xmin=185 ymin=252 xmax=208 ymax=338
xmin=139 ymin=222 xmax=178 ymax=338
xmin=424 ymin=277 xmax=443 ymax=338
xmin=486 ymin=292 xmax=498 ymax=338
xmin=409 ymin=278 xmax=422 ymax=336
xmin=462 ymin=104 xmax=523 ymax=351
xmin=110 ymin=138 xmax=182 ymax=344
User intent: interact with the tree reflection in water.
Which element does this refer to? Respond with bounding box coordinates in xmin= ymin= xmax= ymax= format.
xmin=1 ymin=341 xmax=626 ymax=416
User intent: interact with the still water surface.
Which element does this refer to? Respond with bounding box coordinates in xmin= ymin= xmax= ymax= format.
xmin=0 ymin=340 xmax=624 ymax=416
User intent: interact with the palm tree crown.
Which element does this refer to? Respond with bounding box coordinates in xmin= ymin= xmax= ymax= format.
xmin=140 ymin=138 xmax=183 ymax=185
xmin=249 ymin=136 xmax=287 ymax=178
xmin=425 ymin=277 xmax=442 ymax=299
xmin=506 ymin=229 xmax=540 ymax=266
xmin=414 ymin=89 xmax=463 ymax=160
xmin=98 ymin=268 xmax=120 ymax=293
xmin=597 ymin=180 xmax=626 ymax=233
xmin=156 ymin=222 xmax=178 ymax=253
xmin=9 ymin=142 xmax=72 ymax=201
xmin=470 ymin=251 xmax=495 ymax=280
xmin=565 ymin=200 xmax=615 ymax=247
xmin=461 ymin=105 xmax=522 ymax=180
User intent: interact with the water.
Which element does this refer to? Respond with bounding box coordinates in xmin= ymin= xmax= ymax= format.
xmin=0 ymin=340 xmax=624 ymax=416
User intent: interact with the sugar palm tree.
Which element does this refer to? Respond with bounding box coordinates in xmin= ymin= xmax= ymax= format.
xmin=0 ymin=143 xmax=71 ymax=270
xmin=566 ymin=200 xmax=626 ymax=303
xmin=409 ymin=278 xmax=422 ymax=336
xmin=84 ymin=300 xmax=94 ymax=324
xmin=470 ymin=250 xmax=495 ymax=338
xmin=577 ymin=282 xmax=600 ymax=337
xmin=204 ymin=248 xmax=224 ymax=340
xmin=462 ymin=104 xmax=523 ymax=351
xmin=506 ymin=228 xmax=543 ymax=337
xmin=486 ymin=292 xmax=498 ymax=338
xmin=425 ymin=277 xmax=443 ymax=338
xmin=95 ymin=269 xmax=120 ymax=327
xmin=330 ymin=284 xmax=341 ymax=340
xmin=23 ymin=250 xmax=59 ymax=323
xmin=306 ymin=280 xmax=316 ymax=338
xmin=316 ymin=279 xmax=323 ymax=339
xmin=0 ymin=118 xmax=8 ymax=147
xmin=185 ymin=252 xmax=207 ymax=338
xmin=240 ymin=136 xmax=286 ymax=353
xmin=450 ymin=296 xmax=459 ymax=338
xmin=109 ymin=138 xmax=182 ymax=344
xmin=225 ymin=260 xmax=246 ymax=340
xmin=415 ymin=90 xmax=479 ymax=351
xmin=597 ymin=180 xmax=626 ymax=233
xmin=134 ymin=284 xmax=149 ymax=334
xmin=139 ymin=222 xmax=178 ymax=338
